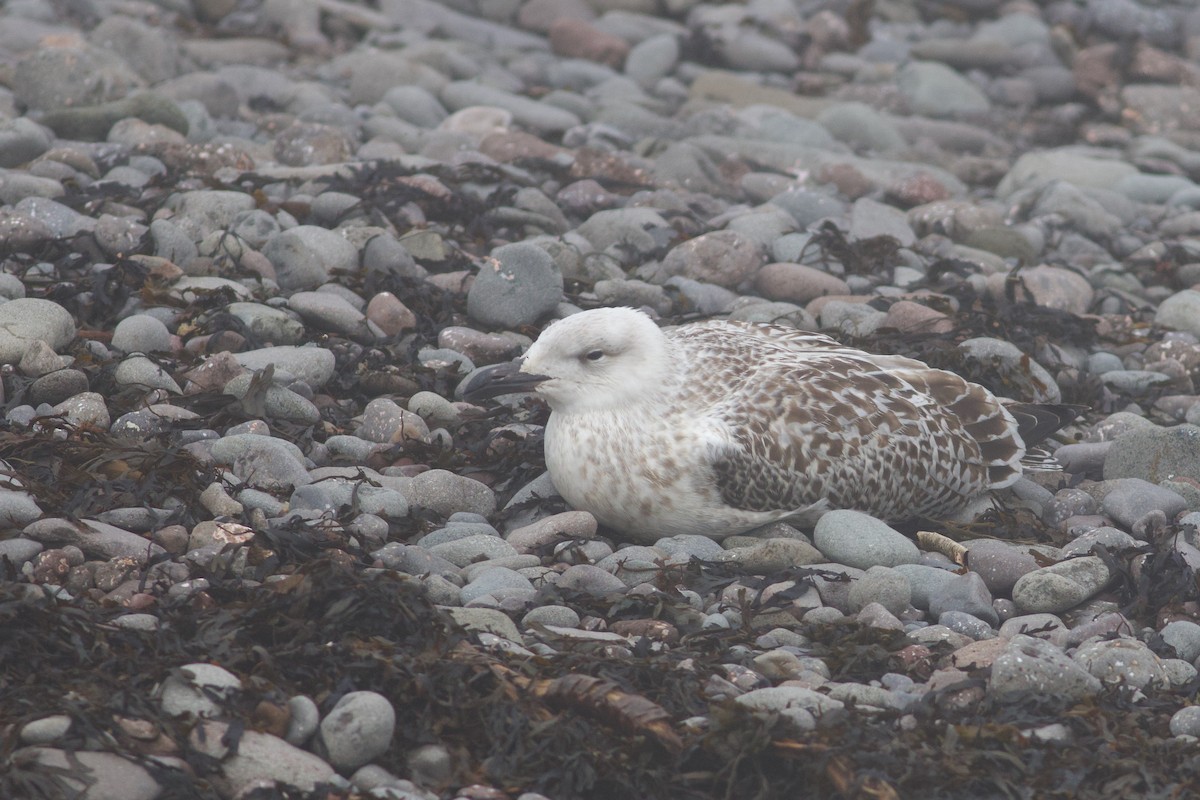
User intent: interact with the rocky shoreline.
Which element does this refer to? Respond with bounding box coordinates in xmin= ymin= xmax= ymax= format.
xmin=3 ymin=0 xmax=1200 ymax=797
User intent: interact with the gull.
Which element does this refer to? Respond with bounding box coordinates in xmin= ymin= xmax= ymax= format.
xmin=465 ymin=307 xmax=1078 ymax=542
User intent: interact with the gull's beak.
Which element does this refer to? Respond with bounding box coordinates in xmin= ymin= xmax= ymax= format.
xmin=461 ymin=360 xmax=550 ymax=401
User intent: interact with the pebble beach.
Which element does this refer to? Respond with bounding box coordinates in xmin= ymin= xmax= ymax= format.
xmin=3 ymin=0 xmax=1200 ymax=797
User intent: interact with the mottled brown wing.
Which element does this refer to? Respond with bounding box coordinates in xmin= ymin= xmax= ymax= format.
xmin=705 ymin=356 xmax=1021 ymax=521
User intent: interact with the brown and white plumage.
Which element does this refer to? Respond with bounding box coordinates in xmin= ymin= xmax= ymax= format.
xmin=475 ymin=307 xmax=1074 ymax=542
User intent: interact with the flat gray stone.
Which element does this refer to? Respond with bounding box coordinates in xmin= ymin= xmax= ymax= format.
xmin=1011 ymin=556 xmax=1113 ymax=614
xmin=441 ymin=81 xmax=580 ymax=133
xmin=398 ymin=469 xmax=496 ymax=518
xmin=190 ymin=720 xmax=335 ymax=796
xmin=210 ymin=433 xmax=312 ymax=491
xmin=23 ymin=518 xmax=166 ymax=563
xmin=813 ymin=510 xmax=920 ymax=569
xmin=1104 ymin=424 xmax=1200 ymax=484
xmin=16 ymin=748 xmax=160 ymax=800
xmin=1100 ymin=478 xmax=1189 ymax=529
xmin=234 ymin=345 xmax=337 ymax=388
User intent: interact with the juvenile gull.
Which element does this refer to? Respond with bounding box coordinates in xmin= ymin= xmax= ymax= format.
xmin=467 ymin=307 xmax=1077 ymax=542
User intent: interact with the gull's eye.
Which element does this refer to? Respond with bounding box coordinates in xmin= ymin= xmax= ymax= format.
xmin=584 ymin=349 xmax=604 ymax=362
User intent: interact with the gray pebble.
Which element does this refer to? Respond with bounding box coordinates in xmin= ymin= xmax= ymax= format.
xmin=406 ymin=744 xmax=453 ymax=791
xmin=168 ymin=189 xmax=257 ymax=240
xmin=724 ymin=537 xmax=823 ymax=572
xmin=624 ymin=33 xmax=679 ymax=87
xmin=556 ymin=563 xmax=627 ymax=595
xmin=467 ymin=242 xmax=563 ymax=329
xmin=1052 ymin=442 xmax=1112 ymax=480
xmin=398 ymin=469 xmax=496 ymax=518
xmin=0 ymin=298 xmax=76 ymax=364
xmin=1155 ymin=289 xmax=1200 ymax=338
xmin=0 ymin=537 xmax=44 ymax=566
xmin=1100 ymin=478 xmax=1188 ymax=529
xmin=289 ymin=291 xmax=380 ymax=340
xmin=50 ymin=392 xmax=111 ymax=429
xmin=286 ymin=695 xmax=321 ymax=746
xmin=113 ymin=355 xmax=182 ymax=394
xmin=734 ymin=685 xmax=843 ymax=732
xmin=1104 ymin=424 xmax=1200 ymax=484
xmin=291 ymin=481 xmax=408 ymax=520
xmin=224 ymin=374 xmax=322 ymax=424
xmin=964 ymin=539 xmax=1040 ymax=594
xmin=654 ymin=533 xmax=726 ymax=561
xmin=938 ymin=610 xmax=997 ymax=640
xmin=0 ymin=487 xmax=43 ymax=528
xmin=1170 ymin=706 xmax=1200 ymax=738
xmin=661 ymin=230 xmax=762 ymax=289
xmin=421 ymin=523 xmax=501 ymax=548
xmin=1011 ymin=556 xmax=1114 ymax=614
xmin=427 ymin=535 xmax=517 ymax=568
xmin=576 ymin=208 xmax=674 ymax=262
xmin=111 ymin=613 xmax=160 ymax=632
xmin=372 ymin=543 xmax=461 ymax=579
xmin=14 ymin=748 xmax=161 ymax=800
xmin=0 ymin=118 xmax=54 ymax=168
xmin=190 ymin=720 xmax=335 ymax=795
xmin=847 ymin=565 xmax=911 ymax=615
xmin=816 ymin=102 xmax=906 ymax=155
xmin=223 ymin=302 xmax=305 ymax=345
xmin=111 ymin=314 xmax=173 ymax=353
xmin=891 ymin=563 xmax=957 ymax=610
xmin=896 ymin=60 xmax=989 ymax=117
xmin=813 ymin=510 xmax=920 ymax=569
xmin=596 ymin=546 xmax=665 ymax=587
xmin=1161 ymin=620 xmax=1200 ymax=663
xmin=1061 ymin=526 xmax=1140 ymax=557
xmin=160 ymin=663 xmax=242 ymax=718
xmin=521 ymin=605 xmax=581 ymax=629
xmin=461 ymin=566 xmax=535 ymax=605
xmin=210 ymin=433 xmax=312 ymax=491
xmin=235 ymin=345 xmax=337 ymax=388
xmin=318 ymin=691 xmax=395 ymax=773
xmin=928 ymin=572 xmax=998 ymax=627
xmin=957 ymin=337 xmax=1061 ymax=403
xmin=990 ymin=634 xmax=1101 ymax=703
xmin=1074 ymin=638 xmax=1167 ymax=690
xmin=19 ymin=715 xmax=73 ymax=745
xmin=264 ymin=225 xmax=359 ymax=291
xmin=441 ymin=80 xmax=580 ymax=134
xmin=998 ymin=613 xmax=1069 ymax=647
xmin=442 ymin=607 xmax=523 ymax=643
xmin=506 ymin=511 xmax=597 ymax=553
xmin=24 ymin=518 xmax=165 ymax=563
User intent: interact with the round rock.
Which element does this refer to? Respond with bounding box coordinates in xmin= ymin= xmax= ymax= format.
xmin=661 ymin=230 xmax=762 ymax=288
xmin=990 ymin=634 xmax=1101 ymax=704
xmin=263 ymin=226 xmax=359 ymax=291
xmin=0 ymin=299 xmax=76 ymax=364
xmin=111 ymin=314 xmax=173 ymax=353
xmin=467 ymin=242 xmax=563 ymax=329
xmin=318 ymin=691 xmax=396 ymax=773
